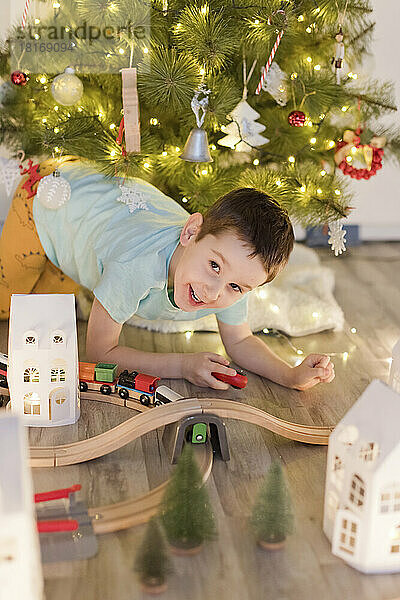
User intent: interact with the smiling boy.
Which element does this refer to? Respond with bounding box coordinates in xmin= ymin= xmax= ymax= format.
xmin=0 ymin=158 xmax=334 ymax=390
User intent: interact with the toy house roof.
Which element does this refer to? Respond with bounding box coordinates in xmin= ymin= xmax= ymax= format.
xmin=9 ymin=294 xmax=76 ymax=351
xmin=331 ymin=379 xmax=400 ymax=471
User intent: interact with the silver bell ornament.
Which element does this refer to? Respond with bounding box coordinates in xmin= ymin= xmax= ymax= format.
xmin=180 ymin=84 xmax=213 ymax=163
xmin=36 ymin=169 xmax=71 ymax=210
xmin=180 ymin=127 xmax=213 ymax=162
xmin=51 ymin=66 xmax=83 ymax=106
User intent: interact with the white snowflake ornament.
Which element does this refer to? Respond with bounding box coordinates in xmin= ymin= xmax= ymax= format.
xmin=117 ymin=181 xmax=148 ymax=213
xmin=328 ymin=220 xmax=347 ymax=256
xmin=36 ymin=169 xmax=71 ymax=210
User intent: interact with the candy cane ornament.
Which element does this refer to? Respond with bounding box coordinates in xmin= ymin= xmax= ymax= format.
xmin=255 ymin=29 xmax=284 ymax=95
xmin=21 ymin=0 xmax=33 ymax=30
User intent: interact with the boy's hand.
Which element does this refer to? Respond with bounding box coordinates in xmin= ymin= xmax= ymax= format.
xmin=181 ymin=353 xmax=237 ymax=390
xmin=290 ymin=354 xmax=335 ymax=391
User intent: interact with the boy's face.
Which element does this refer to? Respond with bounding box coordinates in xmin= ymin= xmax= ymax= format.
xmin=171 ymin=214 xmax=268 ymax=312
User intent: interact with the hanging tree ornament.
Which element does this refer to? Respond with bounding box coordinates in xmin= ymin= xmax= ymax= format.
xmin=36 ymin=166 xmax=71 ymax=210
xmin=255 ymin=8 xmax=287 ymax=95
xmin=335 ymin=128 xmax=386 ymax=180
xmin=288 ymin=110 xmax=306 ymax=127
xmin=119 ymin=66 xmax=141 ymax=153
xmin=261 ymin=62 xmax=288 ymax=106
xmin=117 ymin=180 xmax=149 ymax=213
xmin=11 ymin=70 xmax=29 ymax=86
xmin=180 ymin=83 xmax=213 ymax=163
xmin=218 ymin=57 xmax=269 ymax=153
xmin=328 ymin=220 xmax=346 ymax=256
xmin=331 ymin=27 xmax=345 ymax=85
xmin=51 ymin=67 xmax=83 ymax=106
xmin=19 ymin=159 xmax=45 ymax=199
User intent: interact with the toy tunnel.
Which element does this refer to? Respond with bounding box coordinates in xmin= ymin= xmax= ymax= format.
xmin=162 ymin=413 xmax=230 ymax=464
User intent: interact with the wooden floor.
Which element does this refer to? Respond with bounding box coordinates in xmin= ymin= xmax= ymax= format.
xmin=3 ymin=242 xmax=400 ymax=600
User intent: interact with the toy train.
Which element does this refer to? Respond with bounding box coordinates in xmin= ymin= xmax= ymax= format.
xmin=79 ymin=361 xmax=182 ymax=406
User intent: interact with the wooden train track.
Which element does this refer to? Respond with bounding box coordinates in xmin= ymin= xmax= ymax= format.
xmin=28 ymin=394 xmax=332 ymax=468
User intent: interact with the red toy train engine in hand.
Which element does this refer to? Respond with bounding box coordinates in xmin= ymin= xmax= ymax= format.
xmin=211 ymin=367 xmax=248 ymax=389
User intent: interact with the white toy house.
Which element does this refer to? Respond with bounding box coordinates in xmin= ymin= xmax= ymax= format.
xmin=8 ymin=294 xmax=80 ymax=427
xmin=0 ymin=413 xmax=43 ymax=600
xmin=389 ymin=338 xmax=400 ymax=394
xmin=323 ymin=379 xmax=400 ymax=574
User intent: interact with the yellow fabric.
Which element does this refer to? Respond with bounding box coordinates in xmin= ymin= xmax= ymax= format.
xmin=0 ymin=157 xmax=81 ymax=319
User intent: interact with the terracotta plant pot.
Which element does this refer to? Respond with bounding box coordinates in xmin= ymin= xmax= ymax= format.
xmin=140 ymin=578 xmax=168 ymax=595
xmin=168 ymin=541 xmax=203 ymax=556
xmin=258 ymin=539 xmax=286 ymax=551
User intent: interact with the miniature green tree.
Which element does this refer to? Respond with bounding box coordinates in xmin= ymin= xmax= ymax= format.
xmin=160 ymin=443 xmax=217 ymax=551
xmin=250 ymin=461 xmax=294 ymax=547
xmin=134 ymin=517 xmax=172 ymax=592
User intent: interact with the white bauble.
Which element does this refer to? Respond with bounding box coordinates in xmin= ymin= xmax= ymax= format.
xmin=51 ymin=67 xmax=83 ymax=106
xmin=36 ymin=171 xmax=71 ymax=210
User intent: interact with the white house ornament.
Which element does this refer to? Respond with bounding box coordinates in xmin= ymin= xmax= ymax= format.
xmin=117 ymin=181 xmax=148 ymax=213
xmin=36 ymin=169 xmax=71 ymax=210
xmin=51 ymin=67 xmax=83 ymax=106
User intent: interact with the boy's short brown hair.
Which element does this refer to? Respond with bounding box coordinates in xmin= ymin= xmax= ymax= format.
xmin=196 ymin=188 xmax=294 ymax=283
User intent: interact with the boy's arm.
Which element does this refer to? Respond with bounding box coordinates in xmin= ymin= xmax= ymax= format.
xmin=217 ymin=319 xmax=334 ymax=390
xmin=86 ymin=298 xmax=235 ymax=388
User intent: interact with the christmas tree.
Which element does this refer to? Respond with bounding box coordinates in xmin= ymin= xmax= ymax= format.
xmin=134 ymin=516 xmax=172 ymax=593
xmin=159 ymin=443 xmax=217 ymax=552
xmin=250 ymin=461 xmax=294 ymax=548
xmin=1 ymin=0 xmax=400 ymax=234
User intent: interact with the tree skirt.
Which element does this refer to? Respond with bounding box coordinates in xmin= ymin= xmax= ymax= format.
xmin=126 ymin=244 xmax=344 ymax=337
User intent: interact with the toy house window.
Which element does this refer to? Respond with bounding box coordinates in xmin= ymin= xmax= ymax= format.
xmin=390 ymin=526 xmax=400 ymax=554
xmin=339 ymin=518 xmax=358 ymax=555
xmin=349 ymin=474 xmax=365 ymax=508
xmin=23 ymin=392 xmax=40 ymax=415
xmin=23 ymin=367 xmax=39 ymax=383
xmin=359 ymin=442 xmax=379 ymax=462
xmin=24 ymin=331 xmax=38 ymax=347
xmin=51 ymin=368 xmax=66 ymax=383
xmin=51 ymin=331 xmax=65 ymax=345
xmin=380 ymin=487 xmax=400 ymax=513
xmin=332 ymin=455 xmax=344 ymax=489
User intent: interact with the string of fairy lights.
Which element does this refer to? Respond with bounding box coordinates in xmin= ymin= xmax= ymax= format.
xmin=184 ymin=325 xmax=357 ymax=365
xmin=22 ymin=0 xmax=361 ymax=205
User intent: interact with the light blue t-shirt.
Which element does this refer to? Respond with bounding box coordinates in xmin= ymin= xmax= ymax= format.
xmin=33 ymin=162 xmax=248 ymax=325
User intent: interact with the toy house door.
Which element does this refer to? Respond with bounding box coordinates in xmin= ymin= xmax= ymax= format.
xmin=49 ymin=387 xmax=69 ymax=422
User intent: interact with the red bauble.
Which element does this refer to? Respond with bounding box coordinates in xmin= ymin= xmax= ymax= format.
xmin=11 ymin=70 xmax=29 ymax=86
xmin=288 ymin=110 xmax=306 ymax=127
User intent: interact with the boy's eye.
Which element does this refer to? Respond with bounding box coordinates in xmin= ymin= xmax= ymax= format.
xmin=230 ymin=283 xmax=242 ymax=293
xmin=209 ymin=260 xmax=220 ymax=273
